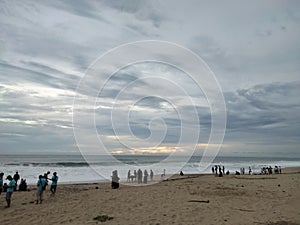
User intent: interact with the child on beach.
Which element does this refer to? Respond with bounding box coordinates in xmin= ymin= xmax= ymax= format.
xmin=5 ymin=175 xmax=16 ymax=208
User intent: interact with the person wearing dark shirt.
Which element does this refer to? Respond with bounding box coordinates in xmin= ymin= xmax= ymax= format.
xmin=0 ymin=172 xmax=4 ymax=195
xmin=19 ymin=179 xmax=28 ymax=191
xmin=13 ymin=171 xmax=20 ymax=191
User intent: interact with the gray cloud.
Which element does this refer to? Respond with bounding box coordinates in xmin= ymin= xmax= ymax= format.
xmin=0 ymin=0 xmax=299 ymax=156
xmin=225 ymin=82 xmax=300 ymax=145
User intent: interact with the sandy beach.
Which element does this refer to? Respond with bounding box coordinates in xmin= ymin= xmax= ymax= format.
xmin=0 ymin=168 xmax=300 ymax=225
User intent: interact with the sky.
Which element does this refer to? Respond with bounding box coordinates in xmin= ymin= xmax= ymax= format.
xmin=0 ymin=0 xmax=300 ymax=157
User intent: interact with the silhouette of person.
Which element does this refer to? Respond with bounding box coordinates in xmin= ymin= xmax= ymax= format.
xmin=0 ymin=172 xmax=4 ymax=195
xmin=19 ymin=179 xmax=27 ymax=191
xmin=111 ymin=170 xmax=120 ymax=189
xmin=212 ymin=167 xmax=215 ymax=174
xmin=50 ymin=172 xmax=58 ymax=195
xmin=42 ymin=173 xmax=48 ymax=191
xmin=279 ymin=166 xmax=282 ymax=174
xmin=143 ymin=170 xmax=148 ymax=184
xmin=180 ymin=171 xmax=184 ymax=176
xmin=134 ymin=170 xmax=137 ymax=182
xmin=127 ymin=170 xmax=131 ymax=183
xmin=137 ymin=169 xmax=143 ymax=184
xmin=218 ymin=166 xmax=222 ymax=175
xmin=45 ymin=171 xmax=51 ymax=179
xmin=13 ymin=171 xmax=20 ymax=191
xmin=5 ymin=175 xmax=16 ymax=208
xmin=150 ymin=169 xmax=154 ymax=181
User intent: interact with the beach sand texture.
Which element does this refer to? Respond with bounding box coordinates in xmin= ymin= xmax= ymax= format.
xmin=0 ymin=168 xmax=299 ymax=225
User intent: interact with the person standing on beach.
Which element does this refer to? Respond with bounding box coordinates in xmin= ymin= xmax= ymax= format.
xmin=127 ymin=170 xmax=131 ymax=183
xmin=0 ymin=173 xmax=4 ymax=195
xmin=13 ymin=171 xmax=20 ymax=191
xmin=150 ymin=169 xmax=154 ymax=181
xmin=42 ymin=171 xmax=50 ymax=191
xmin=143 ymin=169 xmax=148 ymax=184
xmin=279 ymin=166 xmax=282 ymax=174
xmin=111 ymin=170 xmax=120 ymax=189
xmin=137 ymin=169 xmax=143 ymax=184
xmin=44 ymin=171 xmax=50 ymax=185
xmin=50 ymin=172 xmax=58 ymax=195
xmin=36 ymin=175 xmax=44 ymax=204
xmin=5 ymin=175 xmax=16 ymax=208
xmin=134 ymin=170 xmax=137 ymax=182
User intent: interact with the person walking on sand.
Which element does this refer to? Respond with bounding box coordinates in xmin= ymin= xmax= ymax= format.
xmin=5 ymin=175 xmax=16 ymax=208
xmin=36 ymin=175 xmax=45 ymax=204
xmin=50 ymin=172 xmax=58 ymax=195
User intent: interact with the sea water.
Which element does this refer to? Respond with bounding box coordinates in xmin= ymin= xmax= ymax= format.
xmin=0 ymin=154 xmax=299 ymax=184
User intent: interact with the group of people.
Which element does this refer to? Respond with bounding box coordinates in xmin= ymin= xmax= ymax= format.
xmin=237 ymin=166 xmax=282 ymax=175
xmin=0 ymin=173 xmax=16 ymax=208
xmin=126 ymin=169 xmax=154 ymax=184
xmin=0 ymin=171 xmax=59 ymax=208
xmin=238 ymin=167 xmax=252 ymax=175
xmin=35 ymin=171 xmax=59 ymax=204
xmin=212 ymin=165 xmax=229 ymax=177
xmin=211 ymin=165 xmax=283 ymax=176
xmin=0 ymin=172 xmax=28 ymax=193
xmin=261 ymin=166 xmax=281 ymax=175
xmin=112 ymin=169 xmax=157 ymax=189
xmin=0 ymin=171 xmax=28 ymax=208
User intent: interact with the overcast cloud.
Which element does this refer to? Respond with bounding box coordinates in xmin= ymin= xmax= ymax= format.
xmin=0 ymin=0 xmax=299 ymax=157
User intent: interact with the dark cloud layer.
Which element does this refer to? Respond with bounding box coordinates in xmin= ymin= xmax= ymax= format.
xmin=0 ymin=0 xmax=299 ymax=156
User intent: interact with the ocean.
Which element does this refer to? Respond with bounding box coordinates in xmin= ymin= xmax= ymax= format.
xmin=1 ymin=154 xmax=300 ymax=185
